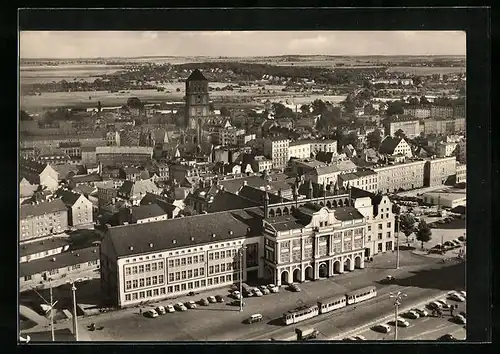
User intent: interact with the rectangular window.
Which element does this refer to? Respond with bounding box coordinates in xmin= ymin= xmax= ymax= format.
xmin=194 ymin=269 xmax=199 ymax=277
xmin=220 ymin=276 xmax=225 ymax=283
xmin=132 ymin=266 xmax=138 ymax=274
xmin=126 ymin=280 xmax=132 ymax=290
xmin=125 ymin=294 xmax=131 ymax=301
xmin=199 ymin=254 xmax=204 ymax=262
xmin=215 ymin=252 xmax=220 ymax=260
xmin=168 ymin=260 xmax=174 ymax=268
xmin=193 ymin=255 xmax=198 ymax=263
xmin=145 ymin=264 xmax=151 ymax=272
xmin=132 ymin=279 xmax=138 ymax=289
xmin=387 ymin=222 xmax=392 ymax=228
xmin=125 ymin=268 xmax=131 ymax=275
xmin=169 ymin=273 xmax=174 ymax=282
xmin=209 ymin=266 xmax=214 ymax=275
xmin=232 ymin=250 xmax=236 ymax=257
xmin=209 ymin=253 xmax=214 ymax=260
xmin=174 ymin=285 xmax=180 ymax=292
xmin=378 ymin=224 xmax=383 ymax=230
xmin=175 ymin=272 xmax=180 ymax=281
xmin=387 ymin=232 xmax=391 ymax=238
xmin=175 ymin=259 xmax=180 ymax=267
xmin=195 ymin=281 xmax=200 ymax=288
xmin=146 ymin=290 xmax=152 ymax=297
xmin=201 ymin=280 xmax=206 ymax=287
xmin=208 ymin=278 xmax=213 ymax=285
xmin=153 ymin=289 xmax=159 ymax=296
xmin=158 ymin=262 xmax=164 ymax=269
xmin=139 ymin=291 xmax=145 ymax=299
xmin=378 ymin=233 xmax=383 ymax=240
xmin=132 ymin=293 xmax=138 ymax=300
xmin=188 ymin=282 xmax=193 ymax=289
xmin=226 ymin=275 xmax=232 ymax=282
xmin=167 ymin=286 xmax=173 ymax=293
xmin=139 ymin=278 xmax=145 ymax=287
xmin=220 ymin=264 xmax=226 ymax=272
xmin=181 ymin=283 xmax=187 ymax=291
xmin=160 ymin=287 xmax=166 ymax=295
xmin=138 ymin=265 xmax=144 ymax=273
xmin=214 ymin=277 xmax=219 ymax=284
xmin=159 ymin=275 xmax=164 ymax=283
xmin=187 ymin=257 xmax=192 ymax=265
xmin=146 ymin=277 xmax=151 ymax=286
xmin=181 ymin=271 xmax=187 ymax=280
xmin=181 ymin=258 xmax=186 ymax=266
xmin=152 ymin=263 xmax=158 ymax=271
xmin=188 ymin=270 xmax=193 ymax=278
xmin=215 ymin=265 xmax=220 ymax=273
xmin=200 ymin=268 xmax=205 ymax=276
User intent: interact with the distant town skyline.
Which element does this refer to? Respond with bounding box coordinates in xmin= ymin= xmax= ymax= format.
xmin=19 ymin=31 xmax=466 ymax=59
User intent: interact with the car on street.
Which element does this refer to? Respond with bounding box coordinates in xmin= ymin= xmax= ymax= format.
xmin=452 ymin=239 xmax=461 ymax=246
xmin=427 ymin=301 xmax=443 ymax=310
xmin=436 ymin=299 xmax=451 ymax=309
xmin=185 ymin=301 xmax=197 ymax=309
xmin=288 ymin=284 xmax=301 ymax=292
xmin=392 ymin=318 xmax=410 ymax=327
xmin=443 ymin=241 xmax=455 ymax=247
xmin=459 ymin=311 xmax=466 ymax=317
xmin=381 ymin=275 xmax=396 ymax=284
xmin=166 ymin=304 xmax=175 ymax=313
xmin=459 ymin=291 xmax=466 ymax=298
xmin=438 ymin=334 xmax=457 ymax=341
xmin=215 ymin=295 xmax=225 ymax=303
xmin=245 ymin=313 xmax=263 ymax=324
xmin=403 ymin=310 xmax=419 ymax=319
xmin=198 ymin=298 xmax=209 ymax=306
xmin=144 ymin=309 xmax=158 ymax=318
xmin=267 ymin=284 xmax=279 ymax=293
xmin=259 ymin=285 xmax=271 ymax=295
xmin=231 ymin=291 xmax=242 ymax=299
xmin=252 ymin=288 xmax=263 ymax=297
xmin=454 ymin=314 xmax=466 ymax=325
xmin=207 ymin=296 xmax=217 ymax=303
xmin=174 ymin=303 xmax=187 ymax=311
xmin=413 ymin=308 xmax=429 ymax=317
xmin=372 ymin=324 xmax=391 ymax=333
xmin=229 ymin=299 xmax=245 ymax=307
xmin=155 ymin=306 xmax=166 ymax=315
xmin=448 ymin=293 xmax=466 ymax=302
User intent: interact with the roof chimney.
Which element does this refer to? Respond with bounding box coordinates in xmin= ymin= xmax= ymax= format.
xmin=149 ymin=243 xmax=153 ymax=248
xmin=129 ymin=246 xmax=134 ymax=251
xmin=229 ymin=230 xmax=233 ymax=235
xmin=190 ymin=237 xmax=195 ymax=241
xmin=212 ymin=233 xmax=216 ymax=238
xmin=172 ymin=239 xmax=177 ymax=244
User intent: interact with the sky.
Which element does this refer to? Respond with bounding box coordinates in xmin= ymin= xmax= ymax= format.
xmin=19 ymin=31 xmax=466 ymax=59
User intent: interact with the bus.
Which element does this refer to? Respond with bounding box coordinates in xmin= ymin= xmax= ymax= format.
xmin=318 ymin=294 xmax=348 ymax=314
xmin=346 ymin=286 xmax=377 ymax=305
xmin=283 ymin=304 xmax=319 ymax=325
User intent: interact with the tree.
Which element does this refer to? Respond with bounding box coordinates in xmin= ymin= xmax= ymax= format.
xmin=346 ymin=131 xmax=359 ymax=147
xmin=311 ymin=99 xmax=327 ymax=114
xmin=366 ymin=129 xmax=382 ymax=150
xmin=300 ymin=104 xmax=311 ymax=114
xmin=394 ymin=129 xmax=406 ymax=139
xmin=415 ymin=220 xmax=432 ymax=250
xmin=220 ymin=106 xmax=231 ymax=117
xmin=398 ymin=214 xmax=417 ymax=243
xmin=420 ymin=95 xmax=430 ymax=105
xmin=20 ymin=110 xmax=33 ymax=121
xmin=412 ymin=76 xmax=422 ymax=86
xmin=386 ymin=100 xmax=405 ymax=116
xmin=127 ymin=97 xmax=143 ymax=109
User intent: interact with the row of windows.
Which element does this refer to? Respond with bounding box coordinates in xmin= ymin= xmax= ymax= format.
xmin=124 ymin=287 xmax=166 ymax=301
xmin=125 ymin=262 xmax=164 ymax=275
xmin=209 ymin=249 xmax=237 ymax=260
xmin=167 ymin=254 xmax=205 ymax=268
xmin=125 ymin=275 xmax=165 ymax=290
xmin=168 ymin=267 xmax=205 ymax=282
xmin=209 ymin=262 xmax=234 ymax=275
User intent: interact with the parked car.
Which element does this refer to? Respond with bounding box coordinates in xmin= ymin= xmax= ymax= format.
xmin=185 ymin=301 xmax=197 ymax=309
xmin=436 ymin=299 xmax=451 ymax=309
xmin=267 ymin=284 xmax=279 ymax=293
xmin=459 ymin=311 xmax=466 ymax=317
xmin=155 ymin=306 xmax=166 ymax=315
xmin=438 ymin=334 xmax=457 ymax=341
xmin=452 ymin=239 xmax=461 ymax=245
xmin=444 ymin=241 xmax=455 ymax=247
xmin=454 ymin=314 xmax=466 ymax=325
xmin=427 ymin=301 xmax=443 ymax=310
xmin=231 ymin=291 xmax=242 ymax=300
xmin=372 ymin=324 xmax=391 ymax=333
xmin=414 ymin=308 xmax=429 ymax=317
xmin=459 ymin=291 xmax=466 ymax=298
xmin=229 ymin=299 xmax=245 ymax=307
xmin=245 ymin=313 xmax=263 ymax=324
xmin=215 ymin=295 xmax=225 ymax=303
xmin=392 ymin=318 xmax=410 ymax=327
xmin=403 ymin=311 xmax=419 ymax=319
xmin=144 ymin=309 xmax=158 ymax=318
xmin=207 ymin=296 xmax=217 ymax=303
xmin=288 ymin=284 xmax=301 ymax=292
xmin=174 ymin=303 xmax=187 ymax=311
xmin=198 ymin=298 xmax=209 ymax=306
xmin=448 ymin=293 xmax=465 ymax=302
xmin=166 ymin=304 xmax=175 ymax=313
xmin=259 ymin=285 xmax=271 ymax=295
xmin=252 ymin=288 xmax=263 ymax=297
xmin=458 ymin=236 xmax=466 ymax=242
xmin=381 ymin=275 xmax=396 ymax=283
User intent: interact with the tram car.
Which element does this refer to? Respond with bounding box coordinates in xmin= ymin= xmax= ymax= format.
xmin=282 ymin=286 xmax=377 ymax=325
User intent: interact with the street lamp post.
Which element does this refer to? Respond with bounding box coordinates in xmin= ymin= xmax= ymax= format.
xmin=71 ymin=281 xmax=79 ymax=341
xmin=49 ymin=278 xmax=55 ymax=342
xmin=396 ymin=215 xmax=400 ymax=269
xmin=238 ymin=246 xmax=247 ymax=312
xmin=389 ymin=291 xmax=407 ymax=341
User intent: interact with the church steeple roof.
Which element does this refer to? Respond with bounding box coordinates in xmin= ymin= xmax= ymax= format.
xmin=186 ymin=69 xmax=208 ymax=82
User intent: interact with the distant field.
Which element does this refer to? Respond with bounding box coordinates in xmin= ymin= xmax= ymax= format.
xmin=19 ymin=64 xmax=125 ymax=85
xmin=387 ymin=66 xmax=466 ymax=74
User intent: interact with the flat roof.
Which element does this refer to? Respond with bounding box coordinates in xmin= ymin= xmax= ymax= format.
xmin=20 ymin=237 xmax=69 ymax=257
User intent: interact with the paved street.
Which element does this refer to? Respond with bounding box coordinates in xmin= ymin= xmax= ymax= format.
xmin=46 ymin=250 xmax=465 ymax=342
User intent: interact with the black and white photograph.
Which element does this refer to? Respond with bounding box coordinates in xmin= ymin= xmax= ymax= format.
xmin=18 ymin=26 xmax=471 ymax=343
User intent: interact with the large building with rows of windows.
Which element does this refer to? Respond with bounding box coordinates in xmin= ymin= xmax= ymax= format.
xmin=100 ymin=187 xmax=395 ymax=308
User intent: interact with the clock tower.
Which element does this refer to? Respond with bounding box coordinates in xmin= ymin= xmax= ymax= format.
xmin=185 ymin=69 xmax=210 ymax=145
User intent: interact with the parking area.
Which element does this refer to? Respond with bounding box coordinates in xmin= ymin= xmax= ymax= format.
xmin=350 ymin=291 xmax=467 ymax=341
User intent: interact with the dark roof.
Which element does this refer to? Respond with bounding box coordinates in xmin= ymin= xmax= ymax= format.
xmin=333 ymin=207 xmax=365 ymax=221
xmin=106 ymin=209 xmax=262 ymax=257
xmin=56 ymin=190 xmax=83 ymax=206
xmin=81 ymin=146 xmax=96 ymax=152
xmin=266 ymin=215 xmax=308 ymax=232
xmin=19 ymin=237 xmax=70 ymax=257
xmin=355 ymin=169 xmax=377 ymax=177
xmin=131 ymin=204 xmax=167 ymax=221
xmin=315 ymin=151 xmax=334 ymax=163
xmin=379 ymin=137 xmax=403 ymax=154
xmin=59 ymin=141 xmax=81 ymax=148
xmin=20 ymin=199 xmax=67 ymax=219
xmin=207 ymin=191 xmax=259 ymax=213
xmin=186 ymin=69 xmax=208 ymax=82
xmin=70 ymin=174 xmax=102 ymax=184
xmin=123 ymin=166 xmax=140 ymax=175
xmin=19 ymin=246 xmax=99 ymax=277
xmin=238 ymin=185 xmax=284 ymax=204
xmin=450 ymin=205 xmax=466 ymax=214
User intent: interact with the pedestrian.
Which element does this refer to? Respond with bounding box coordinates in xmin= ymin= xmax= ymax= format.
xmin=450 ymin=306 xmax=454 ymax=317
xmin=139 ymin=308 xmax=142 ymax=315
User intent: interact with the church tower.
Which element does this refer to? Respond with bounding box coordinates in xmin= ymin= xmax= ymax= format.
xmin=185 ymin=69 xmax=210 ymax=145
